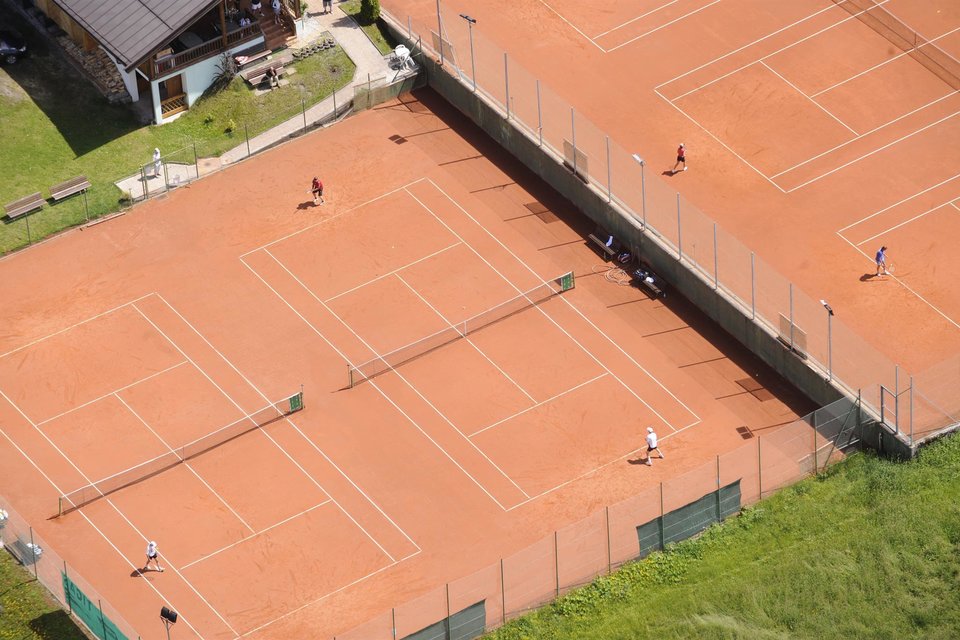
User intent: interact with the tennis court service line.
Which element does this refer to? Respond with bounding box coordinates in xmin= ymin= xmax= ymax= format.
xmin=533 ymin=0 xmax=606 ymax=53
xmin=35 ymin=360 xmax=188 ymax=428
xmin=0 ymin=383 xmax=238 ymax=636
xmin=407 ymin=181 xmax=701 ymax=432
xmin=114 ymin=391 xmax=257 ymax=535
xmin=263 ymin=248 xmax=533 ymax=505
xmin=325 ymin=241 xmax=461 ymax=303
xmin=394 ymin=272 xmax=537 ymax=404
xmin=604 ymin=0 xmax=723 ymax=53
xmin=143 ymin=295 xmax=409 ymax=562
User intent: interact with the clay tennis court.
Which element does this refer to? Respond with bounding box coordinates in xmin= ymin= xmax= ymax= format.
xmin=393 ymin=0 xmax=960 ymax=377
xmin=0 ymin=95 xmax=809 ymax=639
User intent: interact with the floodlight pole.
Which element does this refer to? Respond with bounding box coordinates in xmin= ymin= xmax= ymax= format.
xmin=460 ymin=15 xmax=477 ymax=92
xmin=436 ymin=0 xmax=443 ymax=65
xmin=632 ymin=154 xmax=646 ymax=229
xmin=821 ymin=300 xmax=834 ymax=381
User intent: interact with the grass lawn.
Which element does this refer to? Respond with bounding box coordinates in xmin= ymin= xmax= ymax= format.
xmin=0 ymin=550 xmax=88 ymax=640
xmin=487 ymin=436 xmax=960 ymax=639
xmin=339 ymin=2 xmax=398 ymax=55
xmin=0 ymin=9 xmax=355 ymax=254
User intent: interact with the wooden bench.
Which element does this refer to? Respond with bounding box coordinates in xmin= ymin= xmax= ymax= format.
xmin=587 ymin=228 xmax=619 ymax=262
xmin=631 ymin=263 xmax=665 ymax=298
xmin=50 ymin=176 xmax=91 ymax=201
xmin=4 ymin=192 xmax=44 ymax=220
xmin=234 ymin=48 xmax=270 ymax=69
xmin=247 ymin=61 xmax=286 ymax=88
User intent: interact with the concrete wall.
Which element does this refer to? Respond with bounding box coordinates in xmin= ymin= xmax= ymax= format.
xmin=380 ymin=21 xmax=916 ymax=459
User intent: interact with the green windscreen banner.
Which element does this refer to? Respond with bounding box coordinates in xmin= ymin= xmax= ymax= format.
xmin=62 ymin=572 xmax=130 ymax=640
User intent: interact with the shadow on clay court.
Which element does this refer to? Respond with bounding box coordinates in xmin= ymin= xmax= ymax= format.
xmin=297 ymin=201 xmax=318 ymax=210
xmin=860 ymin=273 xmax=883 ymax=282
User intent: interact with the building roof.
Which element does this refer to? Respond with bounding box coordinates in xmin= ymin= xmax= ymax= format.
xmin=53 ymin=0 xmax=221 ymax=71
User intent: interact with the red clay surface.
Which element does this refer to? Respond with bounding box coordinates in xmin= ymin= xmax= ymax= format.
xmin=388 ymin=0 xmax=960 ymax=379
xmin=0 ymin=94 xmax=817 ymax=639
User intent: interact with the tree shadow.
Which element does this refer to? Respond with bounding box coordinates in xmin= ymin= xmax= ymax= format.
xmin=3 ymin=11 xmax=141 ymax=158
xmin=29 ymin=610 xmax=88 ymax=640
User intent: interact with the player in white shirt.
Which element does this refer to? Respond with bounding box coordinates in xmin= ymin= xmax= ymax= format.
xmin=645 ymin=427 xmax=664 ymax=466
xmin=144 ymin=541 xmax=164 ymax=572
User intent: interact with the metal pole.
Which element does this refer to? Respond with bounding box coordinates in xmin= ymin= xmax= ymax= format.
xmin=63 ymin=562 xmax=71 ymax=613
xmin=391 ymin=608 xmax=396 ymax=640
xmin=500 ymin=559 xmax=506 ymax=623
xmin=82 ymin=189 xmax=89 ymax=221
xmin=504 ymin=53 xmax=510 ymax=119
xmin=408 ymin=15 xmax=412 ymax=39
xmin=446 ymin=583 xmax=451 ymax=625
xmin=468 ymin=21 xmax=476 ymax=92
xmin=245 ymin=124 xmax=251 ymax=156
xmin=605 ymin=505 xmax=611 ymax=573
xmin=641 ymin=159 xmax=647 ymax=229
xmin=658 ymin=482 xmax=665 ymax=551
xmin=302 ymin=97 xmax=307 ymax=130
xmin=715 ymin=455 xmax=721 ymax=522
xmin=758 ymin=436 xmax=763 ymax=498
xmin=813 ymin=409 xmax=818 ymax=474
xmin=536 ymin=79 xmax=542 ymax=146
xmin=570 ymin=108 xmax=577 ymax=176
xmin=789 ymin=283 xmax=795 ymax=350
xmin=713 ymin=222 xmax=718 ymax=290
xmin=909 ymin=376 xmax=914 ymax=445
xmin=98 ymin=599 xmax=107 ymax=640
xmin=25 ymin=213 xmax=31 ymax=245
xmin=141 ymin=165 xmax=148 ymax=198
xmin=368 ymin=73 xmax=372 ymax=95
xmin=606 ymin=136 xmax=612 ymax=202
xmin=333 ymin=86 xmax=337 ymax=116
xmin=193 ymin=142 xmax=199 ymax=179
xmin=29 ymin=527 xmax=38 ymax=579
xmin=750 ymin=252 xmax=756 ymax=319
xmin=827 ymin=309 xmax=833 ymax=381
xmin=554 ymin=530 xmax=559 ymax=597
xmin=894 ymin=365 xmax=900 ymax=434
xmin=436 ymin=0 xmax=443 ymax=65
xmin=676 ymin=193 xmax=682 ymax=260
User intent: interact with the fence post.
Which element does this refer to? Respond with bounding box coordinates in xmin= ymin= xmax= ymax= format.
xmin=658 ymin=482 xmax=665 ymax=551
xmin=570 ymin=108 xmax=577 ymax=176
xmin=504 ymin=53 xmax=510 ymax=119
xmin=554 ymin=530 xmax=559 ymax=597
xmin=605 ymin=505 xmax=612 ymax=573
xmin=141 ymin=165 xmax=149 ymax=198
xmin=63 ymin=561 xmax=71 ymax=613
xmin=391 ymin=608 xmax=396 ymax=640
xmin=245 ymin=124 xmax=251 ymax=157
xmin=758 ymin=437 xmax=763 ymax=498
xmin=500 ymin=558 xmax=506 ymax=624
xmin=676 ymin=193 xmax=682 ymax=260
xmin=750 ymin=252 xmax=756 ymax=319
xmin=333 ymin=86 xmax=337 ymax=117
xmin=29 ymin=527 xmax=38 ymax=579
xmin=302 ymin=97 xmax=307 ymax=130
xmin=909 ymin=376 xmax=914 ymax=446
xmin=25 ymin=213 xmax=32 ymax=245
xmin=82 ymin=188 xmax=90 ymax=221
xmin=446 ymin=583 xmax=451 ymax=627
xmin=813 ymin=409 xmax=818 ymax=474
xmin=163 ymin=159 xmax=170 ymax=191
xmin=606 ymin=136 xmax=612 ymax=202
xmin=436 ymin=0 xmax=443 ymax=65
xmin=715 ymin=455 xmax=721 ymax=522
xmin=408 ymin=15 xmax=412 ymax=39
xmin=98 ymin=599 xmax=107 ymax=640
xmin=536 ymin=79 xmax=543 ymax=146
xmin=895 ymin=365 xmax=901 ymax=434
xmin=713 ymin=222 xmax=718 ymax=290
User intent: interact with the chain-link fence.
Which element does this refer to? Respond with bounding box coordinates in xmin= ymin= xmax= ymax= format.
xmin=0 ymin=495 xmax=142 ymax=640
xmin=378 ymin=0 xmax=960 ymax=447
xmin=337 ymin=396 xmax=864 ymax=639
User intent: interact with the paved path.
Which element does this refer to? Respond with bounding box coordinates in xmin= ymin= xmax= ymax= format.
xmin=117 ymin=2 xmax=402 ymax=199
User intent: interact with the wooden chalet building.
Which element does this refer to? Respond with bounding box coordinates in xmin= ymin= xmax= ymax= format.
xmin=31 ymin=0 xmax=301 ymax=123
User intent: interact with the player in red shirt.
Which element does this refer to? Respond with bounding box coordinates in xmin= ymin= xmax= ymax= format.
xmin=672 ymin=143 xmax=687 ymax=174
xmin=311 ymin=177 xmax=324 ymax=205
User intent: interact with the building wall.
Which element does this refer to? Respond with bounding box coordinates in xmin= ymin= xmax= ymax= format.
xmin=32 ymin=0 xmax=95 ymax=50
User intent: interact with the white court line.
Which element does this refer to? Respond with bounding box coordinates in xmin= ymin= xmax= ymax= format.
xmin=0 ymin=293 xmax=155 ymax=360
xmin=605 ymin=0 xmax=724 ymax=53
xmin=180 ymin=500 xmax=331 ymax=570
xmin=838 ymin=173 xmax=960 ymax=233
xmin=784 ymin=109 xmax=960 ymax=192
xmin=115 ymin=392 xmax=256 ymax=534
xmin=133 ymin=299 xmax=399 ymax=563
xmin=325 ymin=242 xmax=461 ymax=303
xmin=394 ymin=272 xmax=537 ymax=404
xmin=238 ymin=179 xmax=427 ymax=259
xmin=593 ymin=0 xmax=682 ymax=39
xmin=952 ymin=200 xmax=960 ymax=212
xmin=469 ymin=372 xmax=607 ymax=438
xmin=760 ymin=60 xmax=858 ymax=135
xmin=534 ymin=0 xmax=607 ymax=53
xmin=854 ymin=202 xmax=952 ymax=246
xmin=655 ymin=1 xmax=879 ymax=92
xmin=414 ymin=180 xmax=702 ymax=429
xmin=836 ymin=233 xmax=960 ymax=332
xmin=771 ymin=92 xmax=959 ymax=180
xmin=35 ymin=361 xmax=188 ymax=428
xmin=0 ymin=425 xmax=208 ymax=639
xmin=152 ymin=294 xmax=420 ymax=553
xmin=0 ymin=385 xmax=238 ymax=636
xmin=263 ymin=249 xmax=531 ymax=503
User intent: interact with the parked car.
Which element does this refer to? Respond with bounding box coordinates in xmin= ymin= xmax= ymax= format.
xmin=0 ymin=30 xmax=27 ymax=64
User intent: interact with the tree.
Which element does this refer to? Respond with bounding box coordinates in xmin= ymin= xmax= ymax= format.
xmin=359 ymin=0 xmax=380 ymax=23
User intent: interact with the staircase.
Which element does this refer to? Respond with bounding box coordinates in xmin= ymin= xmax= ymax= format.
xmin=259 ymin=16 xmax=296 ymax=51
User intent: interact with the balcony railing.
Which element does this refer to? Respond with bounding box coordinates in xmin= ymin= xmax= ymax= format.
xmin=160 ymin=93 xmax=187 ymax=117
xmin=154 ymin=22 xmax=262 ymax=77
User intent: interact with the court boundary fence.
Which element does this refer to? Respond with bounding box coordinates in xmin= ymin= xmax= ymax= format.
xmin=376 ymin=0 xmax=960 ymax=451
xmin=336 ymin=395 xmax=865 ymax=639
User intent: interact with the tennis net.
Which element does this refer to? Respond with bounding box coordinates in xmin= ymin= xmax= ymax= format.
xmin=57 ymin=390 xmax=304 ymax=516
xmin=832 ymin=0 xmax=960 ymax=91
xmin=348 ymin=271 xmax=576 ymax=387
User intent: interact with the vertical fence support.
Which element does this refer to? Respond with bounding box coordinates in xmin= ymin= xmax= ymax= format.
xmin=63 ymin=561 xmax=72 ymax=613
xmin=813 ymin=409 xmax=818 ymax=474
xmin=605 ymin=136 xmax=612 ymax=202
xmin=894 ymin=365 xmax=900 ymax=434
xmin=391 ymin=608 xmax=397 ymax=640
xmin=436 ymin=0 xmax=443 ymax=65
xmin=141 ymin=165 xmax=148 ymax=198
xmin=750 ymin=252 xmax=756 ymax=319
xmin=82 ymin=188 xmax=90 ymax=221
xmin=605 ymin=505 xmax=612 ymax=573
xmin=98 ymin=599 xmax=107 ymax=640
xmin=570 ymin=108 xmax=577 ymax=176
xmin=676 ymin=194 xmax=682 ymax=259
xmin=245 ymin=124 xmax=251 ymax=157
xmin=163 ymin=160 xmax=170 ymax=191
xmin=789 ymin=283 xmax=795 ymax=350
xmin=713 ymin=222 xmax=718 ymax=290
xmin=535 ymin=79 xmax=543 ymax=146
xmin=301 ymin=98 xmax=307 ymax=130
xmin=25 ymin=213 xmax=31 ymax=245
xmin=193 ymin=143 xmax=199 ymax=180
xmin=554 ymin=531 xmax=560 ymax=597
xmin=367 ymin=73 xmax=372 ymax=95
xmin=658 ymin=482 xmax=665 ymax=551
xmin=909 ymin=376 xmax=914 ymax=445
xmin=408 ymin=15 xmax=412 ymax=39
xmin=504 ymin=53 xmax=510 ymax=119
xmin=640 ymin=159 xmax=647 ymax=230
xmin=500 ymin=558 xmax=506 ymax=624
xmin=758 ymin=436 xmax=763 ymax=498
xmin=715 ymin=455 xmax=721 ymax=522
xmin=28 ymin=527 xmax=38 ymax=578
xmin=446 ymin=583 xmax=451 ymax=629
xmin=333 ymin=86 xmax=338 ymax=117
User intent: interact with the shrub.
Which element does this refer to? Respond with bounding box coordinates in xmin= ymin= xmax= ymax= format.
xmin=359 ymin=0 xmax=380 ymax=23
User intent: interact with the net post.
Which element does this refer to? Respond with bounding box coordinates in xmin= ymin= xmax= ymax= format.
xmin=348 ymin=365 xmax=354 ymax=389
xmin=58 ymin=496 xmax=63 ymax=518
